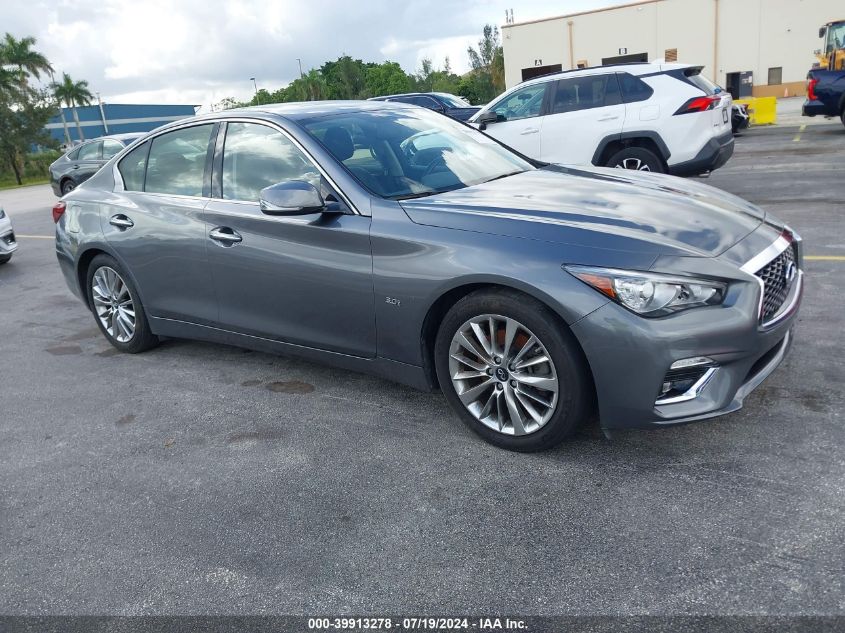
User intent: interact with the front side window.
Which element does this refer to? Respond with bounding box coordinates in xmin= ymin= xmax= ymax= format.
xmin=144 ymin=124 xmax=214 ymax=196
xmin=78 ymin=141 xmax=101 ymax=161
xmin=102 ymin=139 xmax=124 ymax=160
xmin=489 ymin=83 xmax=547 ymax=121
xmin=222 ymin=122 xmax=320 ymax=201
xmin=118 ymin=141 xmax=150 ymax=192
xmin=67 ymin=147 xmax=81 ymax=160
xmin=301 ymin=107 xmax=533 ymax=200
xmin=551 ymin=74 xmax=621 ymax=114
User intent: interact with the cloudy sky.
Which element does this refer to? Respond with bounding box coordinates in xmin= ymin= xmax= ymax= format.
xmin=3 ymin=0 xmax=622 ymax=109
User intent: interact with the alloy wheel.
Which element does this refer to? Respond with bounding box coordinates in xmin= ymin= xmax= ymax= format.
xmin=448 ymin=314 xmax=559 ymax=436
xmin=615 ymin=158 xmax=651 ymax=171
xmin=91 ymin=266 xmax=136 ymax=343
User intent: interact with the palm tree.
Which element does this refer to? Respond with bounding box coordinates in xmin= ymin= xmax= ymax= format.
xmin=1 ymin=33 xmax=52 ymax=88
xmin=53 ymin=72 xmax=93 ymax=141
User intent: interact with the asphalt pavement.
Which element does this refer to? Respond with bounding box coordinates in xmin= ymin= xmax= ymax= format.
xmin=0 ymin=120 xmax=843 ymax=616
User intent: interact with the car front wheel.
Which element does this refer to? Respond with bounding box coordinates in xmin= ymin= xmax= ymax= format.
xmin=606 ymin=147 xmax=665 ymax=173
xmin=86 ymin=254 xmax=159 ymax=353
xmin=0 ymin=254 xmax=11 ymax=265
xmin=435 ymin=289 xmax=593 ymax=452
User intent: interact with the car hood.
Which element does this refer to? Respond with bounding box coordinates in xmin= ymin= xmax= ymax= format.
xmin=399 ymin=166 xmax=765 ymax=258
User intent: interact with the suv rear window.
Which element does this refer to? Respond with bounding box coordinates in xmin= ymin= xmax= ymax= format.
xmin=684 ymin=68 xmax=720 ymax=95
xmin=618 ymin=73 xmax=653 ymax=103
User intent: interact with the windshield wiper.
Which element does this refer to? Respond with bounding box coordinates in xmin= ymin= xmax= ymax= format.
xmin=483 ymin=170 xmax=525 ymax=184
xmin=392 ymin=191 xmax=438 ymax=201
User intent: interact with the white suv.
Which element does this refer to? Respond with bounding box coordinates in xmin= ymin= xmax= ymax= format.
xmin=471 ymin=62 xmax=734 ymax=176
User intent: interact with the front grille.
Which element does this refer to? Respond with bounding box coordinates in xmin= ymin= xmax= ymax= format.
xmin=755 ymin=244 xmax=797 ymax=323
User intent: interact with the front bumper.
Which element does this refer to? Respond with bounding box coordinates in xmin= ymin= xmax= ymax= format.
xmin=0 ymin=221 xmax=17 ymax=257
xmin=570 ymin=241 xmax=802 ymax=430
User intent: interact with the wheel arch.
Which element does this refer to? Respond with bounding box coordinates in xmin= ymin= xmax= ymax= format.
xmin=59 ymin=176 xmax=76 ymax=192
xmin=592 ymin=131 xmax=671 ymax=168
xmin=75 ymin=245 xmax=149 ymax=315
xmin=419 ymin=280 xmax=597 ymax=398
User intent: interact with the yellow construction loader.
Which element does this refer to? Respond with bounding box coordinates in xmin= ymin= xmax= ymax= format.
xmin=816 ymin=20 xmax=845 ymax=71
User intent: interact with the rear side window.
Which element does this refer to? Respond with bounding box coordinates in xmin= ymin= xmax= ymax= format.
xmin=78 ymin=141 xmax=101 ymax=160
xmin=118 ymin=141 xmax=150 ymax=192
xmin=618 ymin=73 xmax=654 ymax=103
xmin=490 ymin=83 xmax=547 ymax=121
xmin=144 ymin=124 xmax=214 ymax=196
xmin=551 ymin=74 xmax=622 ymax=114
xmin=222 ymin=122 xmax=320 ymax=201
xmin=102 ymin=139 xmax=124 ymax=160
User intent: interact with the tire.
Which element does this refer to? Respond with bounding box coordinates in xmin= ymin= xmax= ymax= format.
xmin=606 ymin=147 xmax=665 ymax=173
xmin=0 ymin=254 xmax=10 ymax=265
xmin=434 ymin=289 xmax=593 ymax=452
xmin=86 ymin=253 xmax=159 ymax=354
xmin=61 ymin=179 xmax=76 ymax=195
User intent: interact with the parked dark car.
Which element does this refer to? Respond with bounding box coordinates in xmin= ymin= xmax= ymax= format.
xmin=732 ymin=103 xmax=750 ymax=134
xmin=368 ymin=92 xmax=480 ymax=121
xmin=49 ymin=133 xmax=144 ymax=196
xmin=803 ymin=69 xmax=845 ymax=127
xmin=53 ymin=102 xmax=802 ymax=452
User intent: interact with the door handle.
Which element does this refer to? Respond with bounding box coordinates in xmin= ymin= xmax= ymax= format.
xmin=519 ymin=128 xmax=539 ymax=135
xmin=209 ymin=226 xmax=242 ymax=246
xmin=597 ymin=116 xmax=620 ymax=121
xmin=109 ymin=214 xmax=134 ymax=230
xmin=72 ymin=165 xmax=80 ymax=169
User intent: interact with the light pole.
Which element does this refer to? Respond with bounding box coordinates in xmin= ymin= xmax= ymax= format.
xmin=96 ymin=91 xmax=109 ymax=134
xmin=250 ymin=77 xmax=260 ymax=104
xmin=296 ymin=58 xmax=304 ymax=79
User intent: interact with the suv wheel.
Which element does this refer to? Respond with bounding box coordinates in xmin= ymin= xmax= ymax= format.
xmin=435 ymin=289 xmax=592 ymax=452
xmin=61 ymin=179 xmax=76 ymax=195
xmin=86 ymin=254 xmax=159 ymax=353
xmin=607 ymin=147 xmax=665 ymax=173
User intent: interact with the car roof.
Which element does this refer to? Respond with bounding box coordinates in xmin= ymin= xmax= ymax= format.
xmin=367 ymin=92 xmax=441 ymax=101
xmin=216 ymin=100 xmax=416 ymax=121
xmin=518 ymin=61 xmax=696 ymax=88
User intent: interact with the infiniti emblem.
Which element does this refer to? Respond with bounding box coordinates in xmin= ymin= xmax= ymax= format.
xmin=495 ymin=367 xmax=509 ymax=382
xmin=784 ymin=261 xmax=797 ymax=284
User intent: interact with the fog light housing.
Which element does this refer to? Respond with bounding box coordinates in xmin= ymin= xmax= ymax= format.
xmin=656 ymin=357 xmax=718 ymax=405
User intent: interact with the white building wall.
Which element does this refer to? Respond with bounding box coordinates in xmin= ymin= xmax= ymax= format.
xmin=502 ymin=0 xmax=840 ymax=96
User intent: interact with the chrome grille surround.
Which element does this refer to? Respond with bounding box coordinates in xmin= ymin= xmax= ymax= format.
xmin=741 ymin=230 xmax=802 ymax=329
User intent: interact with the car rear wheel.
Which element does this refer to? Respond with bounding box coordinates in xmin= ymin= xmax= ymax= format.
xmin=0 ymin=254 xmax=11 ymax=265
xmin=434 ymin=289 xmax=592 ymax=452
xmin=61 ymin=179 xmax=76 ymax=195
xmin=86 ymin=254 xmax=158 ymax=353
xmin=607 ymin=147 xmax=665 ymax=173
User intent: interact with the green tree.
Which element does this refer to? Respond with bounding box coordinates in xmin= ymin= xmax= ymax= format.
xmin=0 ymin=87 xmax=53 ymax=184
xmin=365 ymin=61 xmax=412 ymax=96
xmin=53 ymin=73 xmax=93 ymax=141
xmin=466 ymin=24 xmax=505 ymax=103
xmin=320 ymin=56 xmax=369 ymax=99
xmin=1 ymin=34 xmax=52 ymax=88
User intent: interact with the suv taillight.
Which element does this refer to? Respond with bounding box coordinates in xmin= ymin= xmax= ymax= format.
xmin=52 ymin=201 xmax=66 ymax=223
xmin=807 ymin=77 xmax=819 ymax=101
xmin=674 ymin=94 xmax=721 ymax=114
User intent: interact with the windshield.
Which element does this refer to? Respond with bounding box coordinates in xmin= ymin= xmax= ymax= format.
xmin=300 ymin=107 xmax=533 ymax=200
xmin=827 ymin=22 xmax=845 ymax=53
xmin=436 ymin=93 xmax=471 ymax=108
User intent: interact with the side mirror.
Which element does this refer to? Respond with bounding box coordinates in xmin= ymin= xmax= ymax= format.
xmin=819 ymin=26 xmax=827 ymax=39
xmin=477 ymin=110 xmax=502 ymax=130
xmin=259 ymin=180 xmax=325 ymax=216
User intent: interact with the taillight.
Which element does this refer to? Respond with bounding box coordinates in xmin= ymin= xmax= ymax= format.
xmin=807 ymin=77 xmax=819 ymax=101
xmin=52 ymin=201 xmax=66 ymax=223
xmin=674 ymin=94 xmax=721 ymax=115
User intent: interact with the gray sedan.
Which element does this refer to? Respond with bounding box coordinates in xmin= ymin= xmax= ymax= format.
xmin=52 ymin=102 xmax=802 ymax=451
xmin=49 ymin=133 xmax=144 ymax=196
xmin=0 ymin=205 xmax=17 ymax=264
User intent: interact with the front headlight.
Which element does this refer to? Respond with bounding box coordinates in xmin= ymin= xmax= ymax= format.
xmin=565 ymin=265 xmax=726 ymax=316
xmin=0 ymin=207 xmax=5 ymax=219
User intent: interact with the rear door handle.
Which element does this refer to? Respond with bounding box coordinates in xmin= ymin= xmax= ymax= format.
xmin=520 ymin=128 xmax=539 ymax=135
xmin=209 ymin=226 xmax=242 ymax=246
xmin=72 ymin=165 xmax=80 ymax=170
xmin=109 ymin=214 xmax=134 ymax=229
xmin=597 ymin=115 xmax=620 ymax=121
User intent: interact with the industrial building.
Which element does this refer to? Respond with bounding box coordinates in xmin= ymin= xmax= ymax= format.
xmin=45 ymin=103 xmax=198 ymax=144
xmin=502 ymin=0 xmax=841 ymax=98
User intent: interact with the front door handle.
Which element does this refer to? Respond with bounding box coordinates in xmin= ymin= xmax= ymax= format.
xmin=520 ymin=128 xmax=539 ymax=135
xmin=72 ymin=165 xmax=80 ymax=170
xmin=209 ymin=226 xmax=242 ymax=246
xmin=597 ymin=115 xmax=620 ymax=121
xmin=109 ymin=214 xmax=134 ymax=229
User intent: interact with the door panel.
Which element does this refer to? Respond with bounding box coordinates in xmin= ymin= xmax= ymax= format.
xmin=482 ymin=82 xmax=548 ymax=158
xmin=72 ymin=140 xmax=105 ymax=184
xmin=541 ymin=74 xmax=626 ymax=165
xmin=204 ymin=202 xmax=376 ymax=357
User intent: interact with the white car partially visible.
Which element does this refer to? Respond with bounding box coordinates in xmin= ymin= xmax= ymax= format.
xmin=471 ymin=61 xmax=734 ymax=176
xmin=0 ymin=206 xmax=18 ymax=265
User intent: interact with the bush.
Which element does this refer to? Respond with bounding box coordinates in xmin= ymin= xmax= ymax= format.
xmin=0 ymin=149 xmax=60 ymax=185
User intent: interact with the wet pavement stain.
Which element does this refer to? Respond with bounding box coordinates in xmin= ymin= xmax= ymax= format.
xmin=116 ymin=414 xmax=136 ymax=426
xmin=95 ymin=348 xmax=121 ymax=357
xmin=226 ymin=429 xmax=285 ymax=444
xmin=62 ymin=328 xmax=101 ymax=342
xmin=45 ymin=345 xmax=83 ymax=356
xmin=240 ymin=379 xmax=262 ymax=387
xmin=265 ymin=380 xmax=315 ymax=394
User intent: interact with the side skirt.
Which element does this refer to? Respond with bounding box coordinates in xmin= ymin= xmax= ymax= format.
xmin=148 ymin=316 xmax=434 ymax=392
